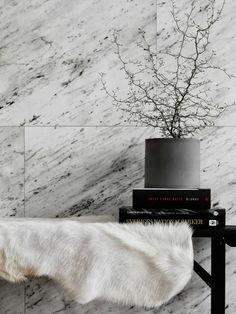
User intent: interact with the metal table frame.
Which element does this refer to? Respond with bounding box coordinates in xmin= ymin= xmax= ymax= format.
xmin=193 ymin=226 xmax=236 ymax=314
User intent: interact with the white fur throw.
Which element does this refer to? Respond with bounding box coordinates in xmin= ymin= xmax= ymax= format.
xmin=0 ymin=217 xmax=193 ymax=308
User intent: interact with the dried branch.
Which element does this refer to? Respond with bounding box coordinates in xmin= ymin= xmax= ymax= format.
xmin=101 ymin=0 xmax=234 ymax=138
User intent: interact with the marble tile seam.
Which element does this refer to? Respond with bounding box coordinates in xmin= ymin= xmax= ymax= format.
xmin=23 ymin=126 xmax=25 ymax=218
xmin=24 ymin=126 xmax=26 ymax=314
xmin=0 ymin=125 xmax=235 ymax=128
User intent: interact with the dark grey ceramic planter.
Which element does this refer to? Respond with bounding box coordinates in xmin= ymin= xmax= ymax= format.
xmin=145 ymin=138 xmax=200 ymax=189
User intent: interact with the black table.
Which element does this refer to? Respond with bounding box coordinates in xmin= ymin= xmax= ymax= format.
xmin=193 ymin=226 xmax=236 ymax=314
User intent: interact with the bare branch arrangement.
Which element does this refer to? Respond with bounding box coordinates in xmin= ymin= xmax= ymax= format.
xmin=101 ymin=0 xmax=234 ymax=138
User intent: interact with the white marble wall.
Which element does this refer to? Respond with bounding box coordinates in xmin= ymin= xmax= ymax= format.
xmin=0 ymin=0 xmax=236 ymax=313
xmin=0 ymin=127 xmax=25 ymax=313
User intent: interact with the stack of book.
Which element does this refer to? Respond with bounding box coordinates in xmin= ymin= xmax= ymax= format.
xmin=119 ymin=188 xmax=225 ymax=229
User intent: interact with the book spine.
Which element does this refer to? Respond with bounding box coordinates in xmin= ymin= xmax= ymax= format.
xmin=119 ymin=210 xmax=225 ymax=229
xmin=133 ymin=189 xmax=211 ymax=209
xmin=120 ymin=216 xmax=224 ymax=229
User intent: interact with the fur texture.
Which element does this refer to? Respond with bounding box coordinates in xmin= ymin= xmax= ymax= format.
xmin=0 ymin=217 xmax=193 ymax=308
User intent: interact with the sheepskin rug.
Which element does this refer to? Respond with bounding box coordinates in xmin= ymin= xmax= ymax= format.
xmin=0 ymin=217 xmax=193 ymax=308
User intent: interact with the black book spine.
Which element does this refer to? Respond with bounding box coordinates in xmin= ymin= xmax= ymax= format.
xmin=119 ymin=208 xmax=225 ymax=229
xmin=133 ymin=189 xmax=211 ymax=210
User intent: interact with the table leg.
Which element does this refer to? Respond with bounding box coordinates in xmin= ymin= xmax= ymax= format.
xmin=211 ymin=236 xmax=226 ymax=314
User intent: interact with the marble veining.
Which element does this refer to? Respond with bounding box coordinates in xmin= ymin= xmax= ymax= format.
xmin=156 ymin=0 xmax=236 ymax=128
xmin=0 ymin=0 xmax=236 ymax=313
xmin=23 ymin=125 xmax=236 ymax=314
xmin=0 ymin=127 xmax=25 ymax=314
xmin=0 ymin=127 xmax=24 ymax=217
xmin=0 ymin=0 xmax=156 ymax=126
xmin=25 ymin=127 xmax=156 ymax=218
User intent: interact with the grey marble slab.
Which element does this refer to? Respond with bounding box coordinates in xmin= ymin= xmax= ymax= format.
xmin=199 ymin=127 xmax=236 ymax=314
xmin=156 ymin=0 xmax=236 ymax=128
xmin=25 ymin=126 xmax=156 ymax=218
xmin=24 ymin=126 xmax=156 ymax=313
xmin=0 ymin=281 xmax=25 ymax=314
xmin=24 ymin=125 xmax=236 ymax=314
xmin=0 ymin=127 xmax=24 ymax=217
xmin=0 ymin=0 xmax=156 ymax=126
xmin=0 ymin=127 xmax=25 ymax=314
xmin=1 ymin=0 xmax=236 ymax=312
xmin=200 ymin=127 xmax=236 ymax=224
xmin=23 ymin=125 xmax=236 ymax=314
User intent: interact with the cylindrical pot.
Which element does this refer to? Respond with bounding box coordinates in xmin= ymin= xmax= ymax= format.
xmin=145 ymin=138 xmax=200 ymax=189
